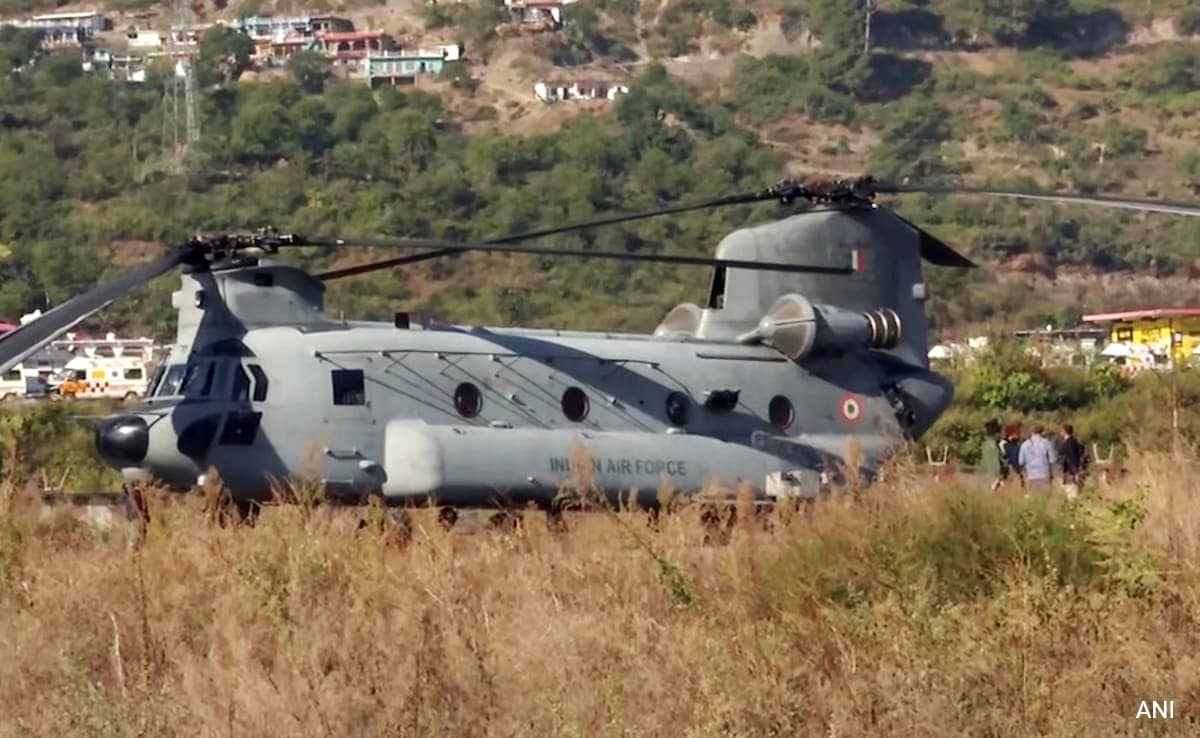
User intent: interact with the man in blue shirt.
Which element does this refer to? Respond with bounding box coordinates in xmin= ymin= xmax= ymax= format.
xmin=1018 ymin=425 xmax=1058 ymax=489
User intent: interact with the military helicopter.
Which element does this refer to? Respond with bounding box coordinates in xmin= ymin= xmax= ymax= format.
xmin=0 ymin=176 xmax=1196 ymax=525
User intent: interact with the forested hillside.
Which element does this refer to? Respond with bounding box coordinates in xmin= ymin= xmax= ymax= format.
xmin=1 ymin=0 xmax=1200 ymax=340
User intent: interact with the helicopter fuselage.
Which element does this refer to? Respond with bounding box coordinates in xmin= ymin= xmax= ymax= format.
xmin=103 ymin=319 xmax=949 ymax=508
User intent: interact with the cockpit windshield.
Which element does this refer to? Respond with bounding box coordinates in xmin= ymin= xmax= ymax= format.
xmin=155 ymin=364 xmax=189 ymax=396
xmin=153 ymin=361 xmax=223 ymax=398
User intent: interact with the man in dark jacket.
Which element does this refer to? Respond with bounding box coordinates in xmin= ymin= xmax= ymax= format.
xmin=1000 ymin=422 xmax=1023 ymax=487
xmin=1059 ymin=423 xmax=1087 ymax=498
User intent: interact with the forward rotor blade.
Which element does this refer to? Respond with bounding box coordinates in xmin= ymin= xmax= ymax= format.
xmin=0 ymin=248 xmax=188 ymax=375
xmin=478 ymin=193 xmax=770 ymax=244
xmin=306 ymin=236 xmax=854 ymax=279
xmin=877 ymin=183 xmax=1200 ymax=217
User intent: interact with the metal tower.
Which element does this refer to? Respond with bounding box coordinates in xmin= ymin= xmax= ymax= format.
xmin=162 ymin=0 xmax=199 ymax=170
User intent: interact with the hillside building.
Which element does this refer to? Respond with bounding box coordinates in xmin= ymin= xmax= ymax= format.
xmin=1083 ymin=307 xmax=1200 ymax=367
xmin=24 ymin=11 xmax=106 ymax=32
xmin=316 ymin=30 xmax=395 ymax=65
xmin=504 ymin=0 xmax=576 ymax=31
xmin=534 ymin=79 xmax=628 ymax=103
xmin=363 ymin=49 xmax=448 ymax=86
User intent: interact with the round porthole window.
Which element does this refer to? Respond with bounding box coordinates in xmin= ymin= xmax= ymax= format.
xmin=769 ymin=395 xmax=794 ymax=430
xmin=454 ymin=382 xmax=482 ymax=418
xmin=561 ymin=386 xmax=589 ymax=422
xmin=665 ymin=391 xmax=690 ymax=426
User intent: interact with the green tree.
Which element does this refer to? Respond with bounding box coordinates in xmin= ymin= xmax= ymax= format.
xmin=0 ymin=25 xmax=38 ymax=71
xmin=867 ymin=94 xmax=953 ymax=179
xmin=198 ymin=26 xmax=255 ymax=86
xmin=286 ymin=50 xmax=330 ymax=94
xmin=959 ymin=0 xmax=1073 ymax=45
xmin=230 ymin=101 xmax=296 ymax=162
xmin=1129 ymin=45 xmax=1200 ymax=95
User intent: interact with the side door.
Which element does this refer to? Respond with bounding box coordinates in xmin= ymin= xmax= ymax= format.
xmin=323 ymin=365 xmax=377 ymax=455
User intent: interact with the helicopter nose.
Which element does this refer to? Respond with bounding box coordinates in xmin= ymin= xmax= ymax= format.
xmin=95 ymin=415 xmax=149 ymax=467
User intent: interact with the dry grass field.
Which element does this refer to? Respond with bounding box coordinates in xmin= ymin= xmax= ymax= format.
xmin=2 ymin=453 xmax=1200 ymax=737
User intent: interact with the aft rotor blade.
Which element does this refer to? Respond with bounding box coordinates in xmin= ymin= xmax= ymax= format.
xmin=877 ymin=183 xmax=1200 ymax=217
xmin=305 ymin=236 xmax=854 ymax=279
xmin=888 ymin=213 xmax=977 ymax=268
xmin=314 ymin=248 xmax=461 ymax=281
xmin=0 ymin=248 xmax=189 ymax=375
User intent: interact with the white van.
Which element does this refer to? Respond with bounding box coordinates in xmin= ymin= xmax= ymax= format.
xmin=56 ymin=356 xmax=151 ymax=400
xmin=0 ymin=350 xmax=72 ymax=400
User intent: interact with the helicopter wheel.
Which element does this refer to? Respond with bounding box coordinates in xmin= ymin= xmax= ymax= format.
xmin=437 ymin=506 xmax=458 ymax=530
xmin=488 ymin=510 xmax=523 ymax=534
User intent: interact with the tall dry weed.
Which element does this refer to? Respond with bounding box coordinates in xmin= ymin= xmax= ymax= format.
xmin=1 ymin=451 xmax=1199 ymax=736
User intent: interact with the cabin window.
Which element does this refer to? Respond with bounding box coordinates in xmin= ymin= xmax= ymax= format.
xmin=219 ymin=411 xmax=262 ymax=446
xmin=769 ymin=395 xmax=795 ymax=430
xmin=332 ymin=369 xmax=365 ymax=406
xmin=231 ymin=365 xmax=251 ymax=402
xmin=2 ymin=369 xmax=20 ymax=381
xmin=665 ymin=391 xmax=691 ymax=426
xmin=126 ymin=367 xmax=143 ymax=380
xmin=561 ymin=386 xmax=589 ymax=422
xmin=71 ymin=369 xmax=87 ymax=381
xmin=706 ymin=266 xmax=727 ymax=310
xmin=454 ymin=382 xmax=481 ymax=418
xmin=248 ymin=364 xmax=269 ymax=402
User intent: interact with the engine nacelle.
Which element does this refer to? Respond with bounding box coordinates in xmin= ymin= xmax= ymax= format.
xmin=737 ymin=293 xmax=901 ymax=361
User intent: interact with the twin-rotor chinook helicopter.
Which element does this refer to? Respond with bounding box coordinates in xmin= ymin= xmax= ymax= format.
xmin=1 ymin=175 xmax=1197 ymax=525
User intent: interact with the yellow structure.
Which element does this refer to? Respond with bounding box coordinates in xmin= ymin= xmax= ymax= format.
xmin=1082 ymin=307 xmax=1200 ymax=365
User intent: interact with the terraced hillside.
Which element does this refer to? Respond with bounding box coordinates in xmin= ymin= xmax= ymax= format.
xmin=0 ymin=0 xmax=1198 ymax=339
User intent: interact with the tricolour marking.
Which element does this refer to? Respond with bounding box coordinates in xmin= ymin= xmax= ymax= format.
xmin=840 ymin=393 xmax=862 ymax=423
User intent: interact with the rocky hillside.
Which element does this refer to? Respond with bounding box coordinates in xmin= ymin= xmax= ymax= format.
xmin=0 ymin=0 xmax=1199 ymax=338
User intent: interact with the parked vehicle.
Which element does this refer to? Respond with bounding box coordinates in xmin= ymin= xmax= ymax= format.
xmin=55 ymin=356 xmax=151 ymax=400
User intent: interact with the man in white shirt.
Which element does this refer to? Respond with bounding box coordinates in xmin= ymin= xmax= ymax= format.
xmin=1018 ymin=425 xmax=1058 ymax=489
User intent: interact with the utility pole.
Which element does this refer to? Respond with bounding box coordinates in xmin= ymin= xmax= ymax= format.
xmin=162 ymin=0 xmax=199 ymax=172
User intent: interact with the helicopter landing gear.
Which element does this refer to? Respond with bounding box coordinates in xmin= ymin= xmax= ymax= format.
xmin=545 ymin=505 xmax=569 ymax=535
xmin=437 ymin=506 xmax=458 ymax=530
xmin=355 ymin=499 xmax=412 ymax=544
xmin=122 ymin=483 xmax=150 ymax=549
xmin=233 ymin=499 xmax=260 ymax=527
xmin=700 ymin=504 xmax=735 ymax=546
xmin=487 ymin=510 xmax=523 ymax=533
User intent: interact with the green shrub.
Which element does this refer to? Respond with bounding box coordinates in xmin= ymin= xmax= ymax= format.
xmin=760 ymin=487 xmax=1116 ymax=616
xmin=1176 ymin=8 xmax=1200 ymax=37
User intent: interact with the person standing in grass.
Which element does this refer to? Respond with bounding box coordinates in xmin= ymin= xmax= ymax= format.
xmin=1058 ymin=423 xmax=1087 ymax=500
xmin=979 ymin=419 xmax=1005 ymax=491
xmin=1019 ymin=424 xmax=1058 ymax=490
xmin=1000 ymin=422 xmax=1023 ymax=488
